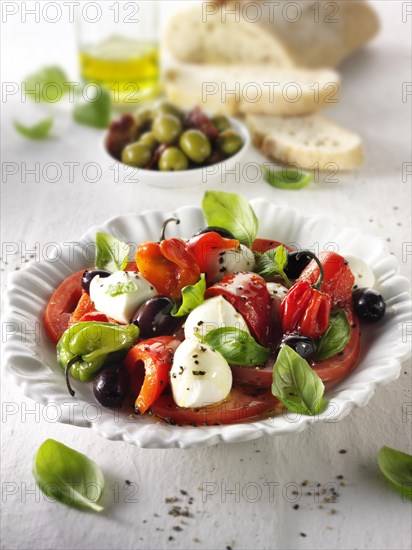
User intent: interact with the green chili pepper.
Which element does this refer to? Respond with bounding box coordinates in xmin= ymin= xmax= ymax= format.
xmin=57 ymin=322 xmax=139 ymax=395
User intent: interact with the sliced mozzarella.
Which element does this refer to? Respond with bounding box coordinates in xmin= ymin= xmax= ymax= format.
xmin=266 ymin=282 xmax=288 ymax=300
xmin=343 ymin=254 xmax=376 ymax=289
xmin=184 ymin=295 xmax=250 ymax=340
xmin=89 ymin=270 xmax=156 ymax=324
xmin=170 ymin=339 xmax=232 ymax=408
xmin=214 ymin=244 xmax=255 ymax=281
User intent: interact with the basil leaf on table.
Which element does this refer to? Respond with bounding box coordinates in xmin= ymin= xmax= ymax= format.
xmin=24 ymin=66 xmax=69 ymax=102
xmin=202 ymin=327 xmax=269 ymax=366
xmin=95 ymin=232 xmax=129 ymax=272
xmin=14 ymin=118 xmax=53 ymax=140
xmin=172 ymin=274 xmax=206 ymax=317
xmin=378 ymin=446 xmax=412 ymax=500
xmin=202 ymin=191 xmax=258 ymax=247
xmin=272 ymin=345 xmax=326 ymax=415
xmin=261 ymin=165 xmax=313 ymax=190
xmin=316 ymin=309 xmax=351 ymax=361
xmin=73 ymin=85 xmax=111 ymax=129
xmin=33 ymin=439 xmax=105 ymax=512
xmin=255 ymin=245 xmax=291 ymax=286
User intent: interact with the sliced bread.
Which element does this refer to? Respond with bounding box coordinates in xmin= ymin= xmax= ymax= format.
xmin=165 ymin=64 xmax=340 ymax=117
xmin=246 ymin=113 xmax=364 ymax=170
xmin=163 ymin=1 xmax=379 ymax=69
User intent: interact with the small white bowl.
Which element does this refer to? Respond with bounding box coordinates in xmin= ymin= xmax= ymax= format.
xmin=103 ymin=116 xmax=251 ymax=189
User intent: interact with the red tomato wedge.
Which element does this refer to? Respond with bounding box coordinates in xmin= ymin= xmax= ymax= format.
xmin=231 ymin=313 xmax=360 ymax=387
xmin=150 ymin=385 xmax=282 ymax=426
xmin=252 ymin=239 xmax=291 ymax=254
xmin=44 ymin=270 xmax=84 ymax=344
xmin=205 ymin=272 xmax=273 ymax=346
xmin=124 ymin=336 xmax=181 ymax=414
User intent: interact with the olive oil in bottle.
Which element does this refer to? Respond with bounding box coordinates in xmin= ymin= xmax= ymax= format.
xmin=79 ymin=35 xmax=161 ymax=107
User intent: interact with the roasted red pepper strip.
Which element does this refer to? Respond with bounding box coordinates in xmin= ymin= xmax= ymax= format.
xmin=123 ymin=336 xmax=181 ymax=414
xmin=186 ymin=232 xmax=239 ymax=283
xmin=279 ymin=252 xmax=332 ymax=338
xmin=136 ymin=238 xmax=200 ymax=300
xmin=299 ymin=251 xmax=354 ymax=304
xmin=205 ymin=272 xmax=273 ymax=346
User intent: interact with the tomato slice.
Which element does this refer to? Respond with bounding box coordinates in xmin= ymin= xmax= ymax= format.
xmin=231 ymin=314 xmax=361 ymax=386
xmin=124 ymin=336 xmax=181 ymax=414
xmin=150 ymin=385 xmax=281 ymax=426
xmin=205 ymin=272 xmax=273 ymax=346
xmin=44 ymin=270 xmax=84 ymax=344
xmin=252 ymin=239 xmax=290 ymax=254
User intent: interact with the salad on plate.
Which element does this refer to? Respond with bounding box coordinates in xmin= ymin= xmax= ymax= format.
xmin=43 ymin=191 xmax=386 ymax=426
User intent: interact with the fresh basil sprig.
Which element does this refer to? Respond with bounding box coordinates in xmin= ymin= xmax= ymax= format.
xmin=33 ymin=439 xmax=105 ymax=512
xmin=255 ymin=245 xmax=291 ymax=286
xmin=172 ymin=274 xmax=206 ymax=317
xmin=261 ymin=165 xmax=313 ymax=190
xmin=24 ymin=66 xmax=69 ymax=102
xmin=95 ymin=232 xmax=129 ymax=273
xmin=14 ymin=117 xmax=53 ymax=140
xmin=201 ymin=327 xmax=269 ymax=366
xmin=316 ymin=309 xmax=351 ymax=361
xmin=202 ymin=191 xmax=258 ymax=247
xmin=378 ymin=446 xmax=412 ymax=500
xmin=272 ymin=345 xmax=326 ymax=415
xmin=73 ymin=85 xmax=111 ymax=129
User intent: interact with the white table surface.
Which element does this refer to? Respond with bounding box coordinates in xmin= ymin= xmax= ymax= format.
xmin=1 ymin=2 xmax=411 ymax=549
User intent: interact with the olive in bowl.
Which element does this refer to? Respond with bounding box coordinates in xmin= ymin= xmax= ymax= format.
xmin=104 ymin=103 xmax=249 ymax=188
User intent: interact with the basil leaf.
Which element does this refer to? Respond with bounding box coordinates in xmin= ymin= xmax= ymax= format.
xmin=33 ymin=439 xmax=104 ymax=512
xmin=172 ymin=274 xmax=206 ymax=317
xmin=14 ymin=117 xmax=53 ymax=140
xmin=105 ymin=281 xmax=138 ymax=297
xmin=95 ymin=232 xmax=129 ymax=272
xmin=378 ymin=446 xmax=412 ymax=500
xmin=272 ymin=345 xmax=326 ymax=415
xmin=261 ymin=165 xmax=313 ymax=190
xmin=316 ymin=309 xmax=351 ymax=361
xmin=73 ymin=85 xmax=111 ymax=129
xmin=202 ymin=327 xmax=269 ymax=366
xmin=24 ymin=66 xmax=69 ymax=102
xmin=255 ymin=245 xmax=291 ymax=286
xmin=202 ymin=191 xmax=258 ymax=247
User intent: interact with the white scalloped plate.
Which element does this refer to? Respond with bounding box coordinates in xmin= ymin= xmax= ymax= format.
xmin=3 ymin=199 xmax=411 ymax=448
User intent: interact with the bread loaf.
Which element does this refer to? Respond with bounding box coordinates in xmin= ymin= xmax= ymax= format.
xmin=164 ymin=1 xmax=379 ymax=69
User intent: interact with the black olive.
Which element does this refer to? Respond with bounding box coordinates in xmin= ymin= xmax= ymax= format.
xmin=353 ymin=288 xmax=386 ymax=323
xmin=93 ymin=364 xmax=130 ymax=408
xmin=193 ymin=226 xmax=236 ymax=239
xmin=276 ymin=334 xmax=316 ymax=362
xmin=284 ymin=250 xmax=313 ymax=280
xmin=82 ymin=269 xmax=111 ymax=294
xmin=132 ymin=296 xmax=179 ymax=339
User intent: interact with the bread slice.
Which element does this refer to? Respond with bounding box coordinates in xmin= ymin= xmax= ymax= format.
xmin=163 ymin=1 xmax=379 ymax=69
xmin=165 ymin=64 xmax=340 ymax=117
xmin=246 ymin=113 xmax=364 ymax=170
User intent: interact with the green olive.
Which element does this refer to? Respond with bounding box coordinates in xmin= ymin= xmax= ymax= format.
xmin=179 ymin=129 xmax=212 ymax=164
xmin=138 ymin=131 xmax=158 ymax=151
xmin=134 ymin=107 xmax=153 ymax=129
xmin=153 ymin=101 xmax=183 ymax=120
xmin=212 ymin=115 xmax=232 ymax=132
xmin=158 ymin=147 xmax=189 ymax=171
xmin=217 ymin=130 xmax=243 ymax=156
xmin=121 ymin=142 xmax=152 ymax=168
xmin=152 ymin=114 xmax=182 ymax=144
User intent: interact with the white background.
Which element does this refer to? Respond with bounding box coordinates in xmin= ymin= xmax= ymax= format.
xmin=1 ymin=2 xmax=411 ymax=549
